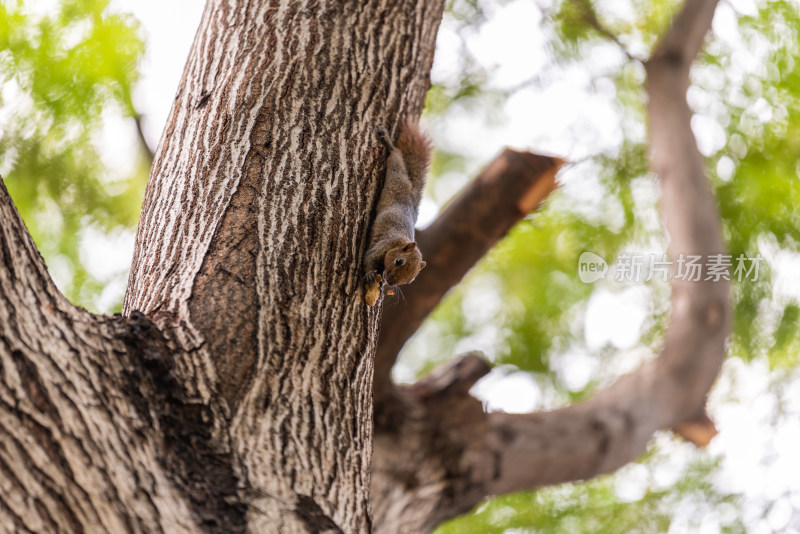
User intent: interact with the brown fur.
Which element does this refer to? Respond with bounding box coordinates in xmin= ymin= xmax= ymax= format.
xmin=395 ymin=119 xmax=433 ymax=209
xmin=363 ymin=120 xmax=432 ymax=292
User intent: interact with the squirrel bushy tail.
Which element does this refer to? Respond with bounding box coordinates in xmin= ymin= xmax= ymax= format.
xmin=395 ymin=119 xmax=433 ymax=207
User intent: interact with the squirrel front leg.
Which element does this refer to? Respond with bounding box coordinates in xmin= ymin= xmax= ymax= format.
xmin=363 ymin=238 xmax=385 ymax=306
xmin=363 ymin=255 xmax=381 ymax=307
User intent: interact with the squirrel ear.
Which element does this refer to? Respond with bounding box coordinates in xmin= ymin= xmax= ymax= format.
xmin=402 ymin=241 xmax=417 ymax=252
xmin=419 ymin=261 xmax=426 ymax=270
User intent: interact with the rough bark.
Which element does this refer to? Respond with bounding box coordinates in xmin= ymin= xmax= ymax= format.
xmin=1 ymin=0 xmax=444 ymax=532
xmin=1 ymin=180 xmax=200 ymax=532
xmin=370 ymin=1 xmax=727 ymax=531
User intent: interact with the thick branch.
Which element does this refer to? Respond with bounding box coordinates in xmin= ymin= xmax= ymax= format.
xmin=374 ymin=151 xmax=560 ymax=398
xmin=1 ymin=180 xmax=216 ymax=531
xmin=0 ymin=178 xmax=63 ymax=306
xmin=372 ymin=0 xmax=726 ymax=531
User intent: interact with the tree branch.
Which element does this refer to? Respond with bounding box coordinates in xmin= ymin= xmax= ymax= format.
xmin=652 ymin=0 xmax=720 ymax=67
xmin=374 ymin=150 xmax=561 ymax=401
xmin=573 ymin=0 xmax=643 ymax=62
xmin=371 ymin=0 xmax=726 ymax=530
xmin=1 ymin=179 xmax=223 ymax=531
xmin=0 ymin=178 xmax=63 ymax=305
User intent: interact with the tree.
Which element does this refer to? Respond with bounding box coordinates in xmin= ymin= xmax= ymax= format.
xmin=1 ymin=0 xmax=773 ymax=531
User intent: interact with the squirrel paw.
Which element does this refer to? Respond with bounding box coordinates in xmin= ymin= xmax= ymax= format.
xmin=375 ymin=125 xmax=393 ymax=151
xmin=364 ymin=271 xmax=381 ymax=307
xmin=364 ymin=270 xmax=381 ymax=285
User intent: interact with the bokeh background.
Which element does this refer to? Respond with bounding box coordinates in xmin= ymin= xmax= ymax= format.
xmin=2 ymin=0 xmax=800 ymax=532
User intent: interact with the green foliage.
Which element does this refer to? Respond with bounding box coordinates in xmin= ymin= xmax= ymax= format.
xmin=551 ymin=0 xmax=680 ymax=60
xmin=436 ymin=439 xmax=745 ymax=534
xmin=704 ymin=1 xmax=800 ymax=366
xmin=0 ymin=0 xmax=146 ymax=310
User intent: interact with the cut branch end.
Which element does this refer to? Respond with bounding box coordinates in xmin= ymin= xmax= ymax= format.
xmin=674 ymin=412 xmax=718 ymax=447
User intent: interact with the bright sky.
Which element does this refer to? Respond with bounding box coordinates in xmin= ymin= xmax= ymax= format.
xmin=57 ymin=0 xmax=800 ymax=531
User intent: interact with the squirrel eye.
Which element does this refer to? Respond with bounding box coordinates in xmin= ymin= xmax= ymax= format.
xmin=394 ymin=258 xmax=405 ymax=266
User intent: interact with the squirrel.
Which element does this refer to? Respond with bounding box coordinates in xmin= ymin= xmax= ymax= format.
xmin=363 ymin=119 xmax=433 ymax=306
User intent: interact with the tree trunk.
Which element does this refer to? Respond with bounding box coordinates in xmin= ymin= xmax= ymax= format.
xmin=1 ymin=0 xmax=443 ymax=532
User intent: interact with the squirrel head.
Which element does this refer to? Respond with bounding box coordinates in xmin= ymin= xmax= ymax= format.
xmin=383 ymin=241 xmax=426 ymax=286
